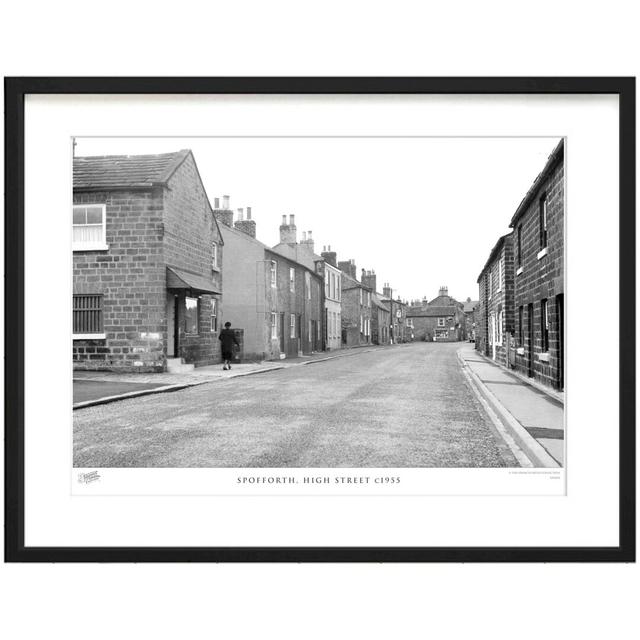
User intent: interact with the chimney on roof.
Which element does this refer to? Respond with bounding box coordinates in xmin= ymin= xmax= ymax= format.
xmin=214 ymin=194 xmax=234 ymax=227
xmin=338 ymin=259 xmax=357 ymax=280
xmin=279 ymin=214 xmax=297 ymax=245
xmin=383 ymin=283 xmax=392 ymax=299
xmin=234 ymin=205 xmax=257 ymax=238
xmin=361 ymin=269 xmax=377 ymax=293
xmin=300 ymin=229 xmax=314 ymax=253
xmin=439 ymin=286 xmax=449 ymax=298
xmin=321 ymin=244 xmax=337 ymax=267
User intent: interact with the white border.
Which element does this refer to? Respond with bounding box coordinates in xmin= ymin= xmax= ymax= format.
xmin=24 ymin=94 xmax=619 ymax=547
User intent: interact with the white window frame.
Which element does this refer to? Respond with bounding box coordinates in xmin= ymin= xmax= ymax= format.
xmin=305 ymin=272 xmax=311 ymax=300
xmin=212 ymin=242 xmax=218 ymax=270
xmin=72 ymin=203 xmax=108 ymax=251
xmin=185 ymin=296 xmax=200 ymax=335
xmin=270 ymin=261 xmax=277 ymax=288
xmin=289 ymin=267 xmax=295 ymax=293
xmin=437 ymin=317 xmax=445 ymax=327
xmin=271 ymin=312 xmax=278 ymax=339
xmin=497 ymin=258 xmax=503 ymax=293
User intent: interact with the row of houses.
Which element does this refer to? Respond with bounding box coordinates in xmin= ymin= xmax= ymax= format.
xmin=72 ymin=149 xmax=415 ymax=372
xmin=476 ymin=139 xmax=564 ymax=390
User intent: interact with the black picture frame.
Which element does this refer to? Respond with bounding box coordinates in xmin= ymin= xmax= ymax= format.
xmin=4 ymin=77 xmax=635 ymax=563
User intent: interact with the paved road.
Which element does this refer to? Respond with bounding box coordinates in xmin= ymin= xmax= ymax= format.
xmin=74 ymin=342 xmax=519 ymax=468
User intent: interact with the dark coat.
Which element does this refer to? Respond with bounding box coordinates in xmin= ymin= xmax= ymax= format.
xmin=218 ymin=328 xmax=239 ymax=352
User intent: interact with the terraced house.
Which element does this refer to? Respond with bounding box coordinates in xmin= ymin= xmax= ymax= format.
xmin=511 ymin=139 xmax=565 ymax=390
xmin=217 ymin=210 xmax=324 ymax=361
xmin=73 ymin=150 xmax=223 ymax=372
xmin=406 ymin=287 xmax=466 ymax=342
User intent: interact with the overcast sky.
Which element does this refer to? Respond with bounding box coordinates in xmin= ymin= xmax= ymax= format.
xmin=75 ymin=136 xmax=561 ymax=303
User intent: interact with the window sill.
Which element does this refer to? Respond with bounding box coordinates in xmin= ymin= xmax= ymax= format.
xmin=73 ymin=333 xmax=106 ymax=340
xmin=538 ymin=352 xmax=550 ymax=362
xmin=212 ymin=265 xmax=221 ymax=273
xmin=537 ymin=247 xmax=548 ymax=260
xmin=73 ymin=243 xmax=109 ymax=252
xmin=516 ymin=267 xmax=523 ymax=276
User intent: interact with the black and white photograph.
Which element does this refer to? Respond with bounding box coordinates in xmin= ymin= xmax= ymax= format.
xmin=71 ymin=135 xmax=565 ymax=472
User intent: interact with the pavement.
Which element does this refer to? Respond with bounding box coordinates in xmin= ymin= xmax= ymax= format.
xmin=457 ymin=344 xmax=564 ymax=466
xmin=74 ymin=342 xmax=520 ymax=468
xmin=73 ymin=345 xmax=386 ymax=408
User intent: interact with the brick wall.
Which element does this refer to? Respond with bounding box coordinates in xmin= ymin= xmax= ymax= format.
xmin=163 ymin=153 xmax=223 ymax=366
xmin=340 ymin=275 xmax=372 ymax=346
xmin=73 ymin=189 xmax=165 ymax=372
xmin=513 ymin=157 xmax=564 ymax=388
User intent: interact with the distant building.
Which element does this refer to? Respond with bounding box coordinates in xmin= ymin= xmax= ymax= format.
xmin=476 ymin=233 xmax=515 ymax=366
xmin=462 ymin=297 xmax=479 ymax=342
xmin=381 ymin=283 xmax=409 ymax=343
xmin=73 ymin=150 xmax=223 ymax=372
xmin=360 ymin=270 xmax=391 ymax=345
xmin=406 ymin=286 xmax=466 ymax=342
xmin=510 ymin=139 xmax=565 ymax=389
xmin=218 ymin=210 xmax=323 ymax=361
xmin=339 ymin=260 xmax=372 ymax=347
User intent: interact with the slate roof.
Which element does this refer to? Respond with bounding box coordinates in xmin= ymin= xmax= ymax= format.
xmin=407 ymin=306 xmax=457 ymax=318
xmin=371 ymin=293 xmax=390 ymax=312
xmin=73 ymin=150 xmax=191 ymax=189
xmin=509 ymin=138 xmax=564 ymax=228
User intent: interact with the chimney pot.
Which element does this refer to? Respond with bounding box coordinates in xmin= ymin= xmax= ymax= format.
xmin=238 ymin=208 xmax=244 ymax=221
xmin=328 ymin=245 xmax=331 ymax=251
xmin=247 ymin=206 xmax=252 ymax=220
xmin=214 ymin=197 xmax=220 ymax=208
xmin=302 ymin=231 xmax=307 ymax=241
xmin=289 ymin=214 xmax=296 ymax=226
xmin=282 ymin=214 xmax=287 ymax=225
xmin=222 ymin=195 xmax=230 ymax=209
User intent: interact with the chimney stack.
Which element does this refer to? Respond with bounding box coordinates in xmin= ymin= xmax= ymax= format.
xmin=338 ymin=259 xmax=357 ymax=280
xmin=279 ymin=214 xmax=297 ymax=245
xmin=321 ymin=244 xmax=337 ymax=267
xmin=234 ymin=206 xmax=257 ymax=238
xmin=439 ymin=286 xmax=449 ymax=298
xmin=361 ymin=269 xmax=377 ymax=293
xmin=300 ymin=229 xmax=314 ymax=252
xmin=213 ymin=194 xmax=233 ymax=227
xmin=382 ymin=282 xmax=392 ymax=299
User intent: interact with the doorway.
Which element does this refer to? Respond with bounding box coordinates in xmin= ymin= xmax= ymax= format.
xmin=166 ymin=293 xmax=178 ymax=357
xmin=556 ymin=294 xmax=564 ymax=390
xmin=527 ymin=303 xmax=534 ymax=377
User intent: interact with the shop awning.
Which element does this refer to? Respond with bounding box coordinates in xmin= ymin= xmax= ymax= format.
xmin=166 ymin=267 xmax=220 ymax=295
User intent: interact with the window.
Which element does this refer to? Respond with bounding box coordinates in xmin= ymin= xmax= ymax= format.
xmin=541 ymin=299 xmax=549 ymax=352
xmin=539 ymin=194 xmax=548 ymax=249
xmin=271 ymin=312 xmax=278 ymax=339
xmin=212 ymin=242 xmax=218 ymax=269
xmin=324 ymin=271 xmax=329 ymax=298
xmin=360 ymin=315 xmax=364 ymax=333
xmin=497 ymin=310 xmax=503 ymax=345
xmin=185 ymin=297 xmax=199 ymax=334
xmin=437 ymin=317 xmax=445 ymax=327
xmin=289 ymin=267 xmax=295 ymax=293
xmin=73 ymin=294 xmax=104 ymax=337
xmin=497 ymin=259 xmax=503 ymax=292
xmin=73 ymin=204 xmax=107 ymax=250
xmin=270 ymin=261 xmax=277 ymax=288
xmin=488 ymin=269 xmax=492 ymax=299
xmin=359 ymin=288 xmax=363 ymax=305
xmin=290 ymin=313 xmax=296 ymax=338
xmin=518 ymin=306 xmax=524 ymax=345
xmin=337 ymin=278 xmax=341 ymax=302
xmin=305 ymin=272 xmax=311 ymax=299
xmin=517 ymin=225 xmax=522 ymax=268
xmin=211 ymin=298 xmax=218 ymax=332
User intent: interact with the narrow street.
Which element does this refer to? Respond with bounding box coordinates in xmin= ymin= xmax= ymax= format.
xmin=74 ymin=342 xmax=519 ymax=468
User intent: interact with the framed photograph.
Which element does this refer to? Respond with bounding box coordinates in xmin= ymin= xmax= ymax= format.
xmin=4 ymin=77 xmax=635 ymax=562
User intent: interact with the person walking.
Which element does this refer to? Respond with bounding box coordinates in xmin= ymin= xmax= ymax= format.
xmin=218 ymin=321 xmax=239 ymax=370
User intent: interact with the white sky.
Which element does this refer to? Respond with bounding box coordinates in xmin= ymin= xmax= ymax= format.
xmin=75 ymin=136 xmax=561 ymax=303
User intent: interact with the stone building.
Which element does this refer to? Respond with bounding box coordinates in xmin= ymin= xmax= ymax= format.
xmin=462 ymin=297 xmax=479 ymax=342
xmin=406 ymin=286 xmax=466 ymax=342
xmin=476 ymin=233 xmax=515 ymax=366
xmin=272 ymin=221 xmax=342 ymax=352
xmin=381 ymin=283 xmax=409 ymax=343
xmin=510 ymin=139 xmax=565 ymax=389
xmin=219 ymin=210 xmax=324 ymax=361
xmin=73 ymin=150 xmax=223 ymax=372
xmin=339 ymin=261 xmax=372 ymax=347
xmin=359 ymin=269 xmax=391 ymax=345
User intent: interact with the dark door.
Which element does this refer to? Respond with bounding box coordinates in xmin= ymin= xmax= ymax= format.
xmin=173 ymin=296 xmax=180 ymax=357
xmin=527 ymin=303 xmax=534 ymax=377
xmin=279 ymin=312 xmax=285 ymax=353
xmin=556 ymin=294 xmax=564 ymax=390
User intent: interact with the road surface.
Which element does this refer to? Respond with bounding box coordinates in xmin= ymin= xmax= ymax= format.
xmin=73 ymin=342 xmax=519 ymax=467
